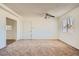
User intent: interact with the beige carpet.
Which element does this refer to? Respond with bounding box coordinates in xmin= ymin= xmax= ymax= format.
xmin=0 ymin=39 xmax=79 ymax=56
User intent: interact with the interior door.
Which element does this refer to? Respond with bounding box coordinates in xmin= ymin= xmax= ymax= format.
xmin=0 ymin=15 xmax=6 ymax=49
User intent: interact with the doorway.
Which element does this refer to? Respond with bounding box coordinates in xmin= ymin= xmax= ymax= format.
xmin=6 ymin=17 xmax=17 ymax=45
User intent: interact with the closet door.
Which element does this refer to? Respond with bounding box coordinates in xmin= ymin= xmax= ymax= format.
xmin=0 ymin=15 xmax=6 ymax=49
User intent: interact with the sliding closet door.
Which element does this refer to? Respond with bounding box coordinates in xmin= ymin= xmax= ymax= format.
xmin=0 ymin=15 xmax=6 ymax=49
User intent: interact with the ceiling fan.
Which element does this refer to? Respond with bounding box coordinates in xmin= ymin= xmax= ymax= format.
xmin=35 ymin=12 xmax=55 ymax=19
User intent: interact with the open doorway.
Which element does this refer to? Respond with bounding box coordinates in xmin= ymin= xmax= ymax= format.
xmin=6 ymin=17 xmax=17 ymax=45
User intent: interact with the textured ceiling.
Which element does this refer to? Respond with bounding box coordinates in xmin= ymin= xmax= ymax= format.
xmin=4 ymin=3 xmax=79 ymax=17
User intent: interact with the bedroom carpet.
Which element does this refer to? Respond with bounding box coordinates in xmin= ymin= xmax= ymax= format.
xmin=0 ymin=39 xmax=79 ymax=56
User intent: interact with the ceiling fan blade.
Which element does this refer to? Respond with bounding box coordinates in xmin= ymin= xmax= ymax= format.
xmin=46 ymin=13 xmax=55 ymax=18
xmin=44 ymin=13 xmax=55 ymax=19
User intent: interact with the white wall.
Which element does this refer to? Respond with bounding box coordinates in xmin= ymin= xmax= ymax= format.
xmin=21 ymin=15 xmax=58 ymax=39
xmin=59 ymin=6 xmax=79 ymax=49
